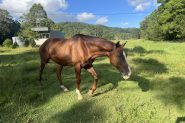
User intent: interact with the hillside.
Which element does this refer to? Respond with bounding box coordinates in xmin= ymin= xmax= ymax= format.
xmin=56 ymin=22 xmax=140 ymax=40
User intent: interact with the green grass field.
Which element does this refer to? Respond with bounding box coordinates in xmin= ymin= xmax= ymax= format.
xmin=0 ymin=39 xmax=185 ymax=123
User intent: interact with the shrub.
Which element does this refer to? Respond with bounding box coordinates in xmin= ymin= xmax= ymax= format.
xmin=3 ymin=39 xmax=13 ymax=47
xmin=11 ymin=42 xmax=18 ymax=49
xmin=30 ymin=40 xmax=36 ymax=47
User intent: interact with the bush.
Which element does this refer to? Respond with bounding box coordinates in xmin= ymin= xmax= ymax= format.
xmin=30 ymin=40 xmax=36 ymax=47
xmin=3 ymin=39 xmax=13 ymax=47
xmin=11 ymin=42 xmax=18 ymax=49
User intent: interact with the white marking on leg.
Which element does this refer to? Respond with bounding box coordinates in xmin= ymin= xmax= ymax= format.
xmin=88 ymin=89 xmax=93 ymax=96
xmin=76 ymin=89 xmax=83 ymax=100
xmin=60 ymin=85 xmax=69 ymax=92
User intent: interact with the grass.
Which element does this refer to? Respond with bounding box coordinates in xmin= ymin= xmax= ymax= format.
xmin=0 ymin=39 xmax=185 ymax=123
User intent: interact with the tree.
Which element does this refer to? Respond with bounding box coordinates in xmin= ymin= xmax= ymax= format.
xmin=140 ymin=11 xmax=164 ymax=40
xmin=20 ymin=3 xmax=54 ymax=28
xmin=19 ymin=3 xmax=54 ymax=46
xmin=140 ymin=0 xmax=185 ymax=41
xmin=0 ymin=9 xmax=20 ymax=44
xmin=3 ymin=38 xmax=13 ymax=47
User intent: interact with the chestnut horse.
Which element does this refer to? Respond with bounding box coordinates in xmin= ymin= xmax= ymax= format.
xmin=39 ymin=34 xmax=131 ymax=100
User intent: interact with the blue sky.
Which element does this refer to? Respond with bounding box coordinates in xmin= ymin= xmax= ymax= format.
xmin=0 ymin=0 xmax=158 ymax=28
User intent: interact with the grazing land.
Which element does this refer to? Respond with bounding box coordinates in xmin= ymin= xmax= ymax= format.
xmin=0 ymin=39 xmax=185 ymax=123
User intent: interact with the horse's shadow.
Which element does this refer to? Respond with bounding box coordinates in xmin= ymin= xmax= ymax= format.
xmin=176 ymin=117 xmax=185 ymax=123
xmin=76 ymin=62 xmax=151 ymax=97
xmin=45 ymin=100 xmax=106 ymax=123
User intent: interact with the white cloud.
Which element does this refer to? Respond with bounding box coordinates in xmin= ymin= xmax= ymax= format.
xmin=96 ymin=17 xmax=108 ymax=25
xmin=0 ymin=0 xmax=69 ymax=21
xmin=76 ymin=12 xmax=96 ymax=22
xmin=135 ymin=2 xmax=151 ymax=11
xmin=128 ymin=0 xmax=156 ymax=11
xmin=121 ymin=22 xmax=129 ymax=26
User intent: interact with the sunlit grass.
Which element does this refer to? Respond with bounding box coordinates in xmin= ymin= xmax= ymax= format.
xmin=0 ymin=40 xmax=185 ymax=123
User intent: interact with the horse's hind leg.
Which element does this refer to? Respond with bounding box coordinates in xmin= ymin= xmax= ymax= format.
xmin=56 ymin=64 xmax=69 ymax=91
xmin=39 ymin=62 xmax=45 ymax=86
xmin=38 ymin=59 xmax=48 ymax=86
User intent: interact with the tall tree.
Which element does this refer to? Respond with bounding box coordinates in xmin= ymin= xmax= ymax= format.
xmin=19 ymin=3 xmax=54 ymax=46
xmin=0 ymin=9 xmax=20 ymax=44
xmin=140 ymin=0 xmax=185 ymax=41
xmin=20 ymin=3 xmax=54 ymax=28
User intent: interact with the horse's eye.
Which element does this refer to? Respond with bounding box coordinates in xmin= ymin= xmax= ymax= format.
xmin=118 ymin=54 xmax=123 ymax=58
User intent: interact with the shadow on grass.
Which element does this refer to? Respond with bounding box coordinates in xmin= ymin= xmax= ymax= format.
xmin=176 ymin=117 xmax=185 ymax=123
xmin=125 ymin=46 xmax=165 ymax=56
xmin=131 ymin=74 xmax=150 ymax=92
xmin=0 ymin=50 xmax=39 ymax=65
xmin=132 ymin=58 xmax=168 ymax=74
xmin=46 ymin=100 xmax=105 ymax=123
xmin=150 ymin=76 xmax=185 ymax=109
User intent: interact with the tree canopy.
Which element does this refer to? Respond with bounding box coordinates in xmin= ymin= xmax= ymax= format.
xmin=20 ymin=3 xmax=54 ymax=28
xmin=140 ymin=0 xmax=185 ymax=41
xmin=0 ymin=9 xmax=20 ymax=44
xmin=18 ymin=3 xmax=54 ymax=46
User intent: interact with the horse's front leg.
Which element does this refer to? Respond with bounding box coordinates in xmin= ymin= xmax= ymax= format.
xmin=75 ymin=63 xmax=83 ymax=100
xmin=86 ymin=66 xmax=98 ymax=96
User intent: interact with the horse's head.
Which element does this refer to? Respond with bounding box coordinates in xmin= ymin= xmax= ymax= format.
xmin=109 ymin=41 xmax=131 ymax=80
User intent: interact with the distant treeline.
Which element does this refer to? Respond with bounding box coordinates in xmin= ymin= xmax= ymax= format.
xmin=140 ymin=0 xmax=185 ymax=41
xmin=53 ymin=22 xmax=140 ymax=40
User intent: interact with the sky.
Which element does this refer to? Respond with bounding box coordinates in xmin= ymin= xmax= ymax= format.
xmin=0 ymin=0 xmax=158 ymax=28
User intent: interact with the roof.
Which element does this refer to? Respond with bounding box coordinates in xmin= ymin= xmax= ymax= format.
xmin=31 ymin=27 xmax=49 ymax=32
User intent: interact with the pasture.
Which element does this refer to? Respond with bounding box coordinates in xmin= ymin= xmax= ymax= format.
xmin=0 ymin=39 xmax=185 ymax=123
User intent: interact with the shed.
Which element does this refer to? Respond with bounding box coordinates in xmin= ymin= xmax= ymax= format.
xmin=31 ymin=27 xmax=64 ymax=46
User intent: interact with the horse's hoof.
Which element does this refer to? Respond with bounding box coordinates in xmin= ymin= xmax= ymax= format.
xmin=78 ymin=95 xmax=83 ymax=100
xmin=64 ymin=88 xmax=69 ymax=92
xmin=88 ymin=89 xmax=93 ymax=96
xmin=60 ymin=85 xmax=69 ymax=92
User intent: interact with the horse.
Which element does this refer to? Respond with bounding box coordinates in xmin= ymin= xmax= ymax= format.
xmin=39 ymin=34 xmax=131 ymax=100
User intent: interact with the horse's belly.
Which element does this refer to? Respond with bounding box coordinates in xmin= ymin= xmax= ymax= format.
xmin=50 ymin=55 xmax=74 ymax=66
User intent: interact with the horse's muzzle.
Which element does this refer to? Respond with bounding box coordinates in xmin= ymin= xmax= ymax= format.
xmin=122 ymin=67 xmax=131 ymax=80
xmin=123 ymin=75 xmax=130 ymax=80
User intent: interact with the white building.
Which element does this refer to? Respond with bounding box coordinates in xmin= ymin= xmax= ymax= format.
xmin=31 ymin=27 xmax=64 ymax=46
xmin=12 ymin=27 xmax=64 ymax=46
xmin=12 ymin=37 xmax=25 ymax=47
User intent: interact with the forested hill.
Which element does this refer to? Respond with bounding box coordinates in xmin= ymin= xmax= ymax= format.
xmin=55 ymin=22 xmax=140 ymax=40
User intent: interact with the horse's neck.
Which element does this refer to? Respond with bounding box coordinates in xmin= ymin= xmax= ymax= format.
xmin=94 ymin=40 xmax=115 ymax=52
xmin=88 ymin=40 xmax=115 ymax=59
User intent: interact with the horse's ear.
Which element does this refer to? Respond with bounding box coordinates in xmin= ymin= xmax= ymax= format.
xmin=122 ymin=41 xmax=127 ymax=47
xmin=116 ymin=41 xmax=120 ymax=47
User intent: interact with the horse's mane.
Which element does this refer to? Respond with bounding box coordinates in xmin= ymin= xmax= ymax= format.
xmin=72 ymin=34 xmax=113 ymax=43
xmin=72 ymin=34 xmax=115 ymax=52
